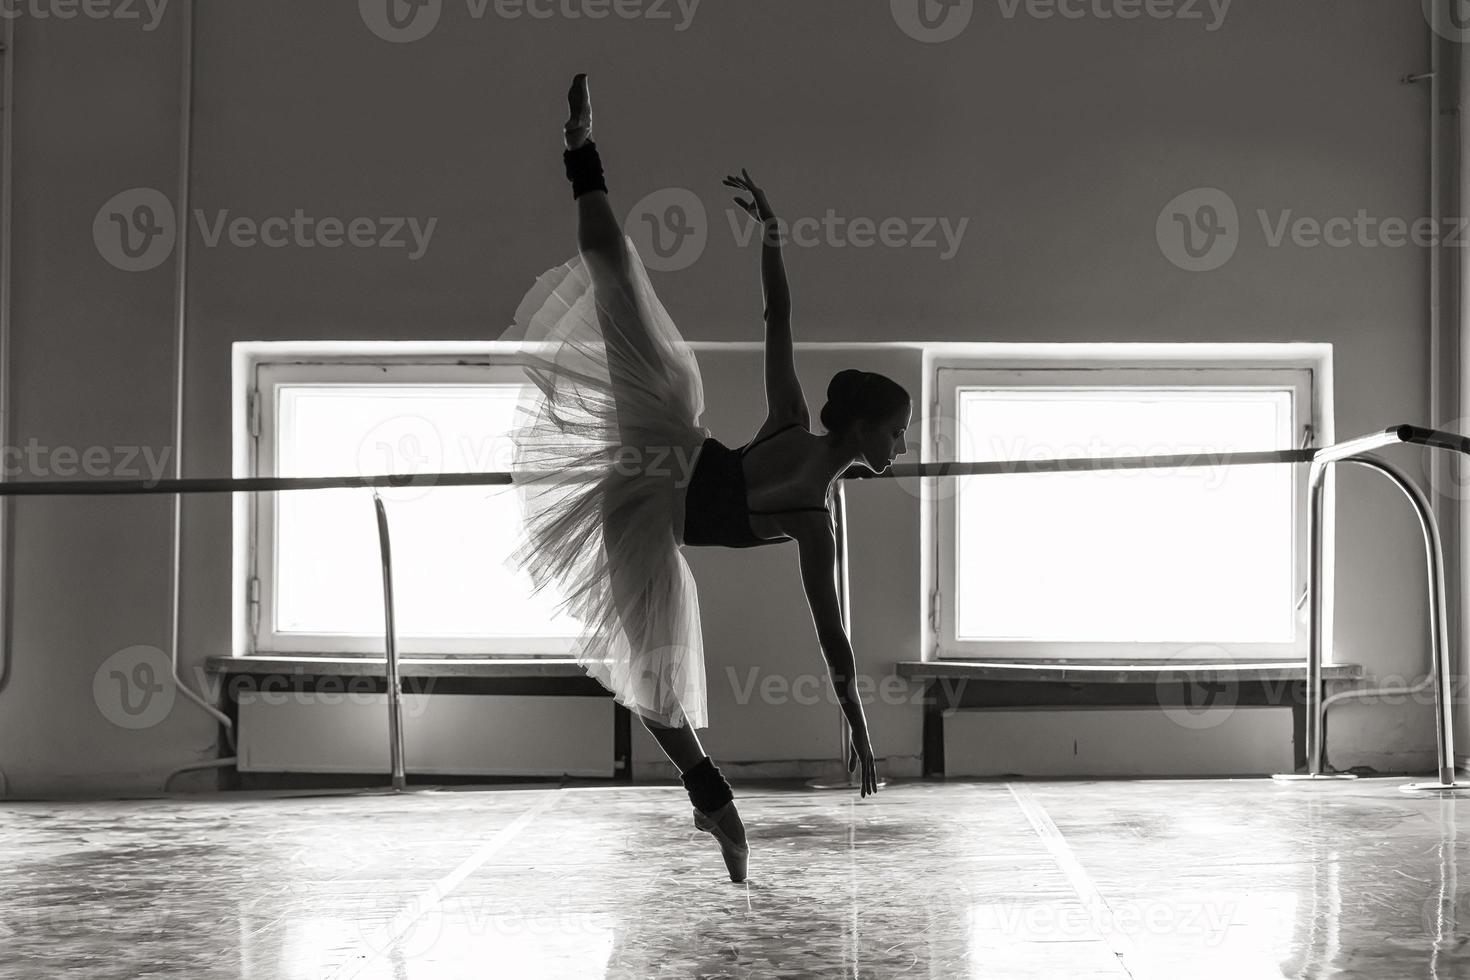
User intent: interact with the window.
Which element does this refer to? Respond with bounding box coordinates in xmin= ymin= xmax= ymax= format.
xmin=247 ymin=361 xmax=581 ymax=657
xmin=931 ymin=365 xmax=1312 ymax=661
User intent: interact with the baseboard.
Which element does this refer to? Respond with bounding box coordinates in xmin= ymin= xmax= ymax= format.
xmin=942 ymin=707 xmax=1293 ymax=778
xmin=634 ymin=755 xmax=923 ymax=784
xmin=236 ymin=693 xmax=616 ymax=776
xmin=1459 ymin=755 xmax=1470 ymax=778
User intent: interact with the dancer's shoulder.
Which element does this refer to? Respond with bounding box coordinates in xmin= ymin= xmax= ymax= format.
xmin=743 ymin=414 xmax=810 ymax=454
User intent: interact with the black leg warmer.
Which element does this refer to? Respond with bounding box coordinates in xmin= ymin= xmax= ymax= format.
xmin=680 ymin=755 xmax=734 ymax=812
xmin=563 ymin=140 xmax=608 ymax=199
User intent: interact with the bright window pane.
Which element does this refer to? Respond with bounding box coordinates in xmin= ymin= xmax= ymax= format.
xmin=274 ymin=384 xmax=580 ymax=639
xmin=955 ymin=388 xmax=1294 ymax=643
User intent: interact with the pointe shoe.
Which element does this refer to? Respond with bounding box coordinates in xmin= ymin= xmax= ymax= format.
xmin=564 ymin=72 xmax=592 ymax=150
xmin=693 ymin=800 xmax=749 ymax=883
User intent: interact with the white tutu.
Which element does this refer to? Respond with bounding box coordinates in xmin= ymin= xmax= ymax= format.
xmin=499 ymin=234 xmax=714 ymax=730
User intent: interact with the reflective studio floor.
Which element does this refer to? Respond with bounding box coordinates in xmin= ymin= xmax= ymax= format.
xmin=2 ymin=777 xmax=1467 ymax=979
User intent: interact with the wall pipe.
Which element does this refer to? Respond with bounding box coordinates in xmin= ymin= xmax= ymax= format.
xmin=1417 ymin=14 xmax=1470 ymax=780
xmin=0 ymin=3 xmax=15 ymax=800
xmin=1449 ymin=0 xmax=1470 ymax=784
xmin=166 ymin=0 xmax=235 ymax=769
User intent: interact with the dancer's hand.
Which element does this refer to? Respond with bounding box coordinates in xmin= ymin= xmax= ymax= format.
xmin=723 ymin=169 xmax=774 ymax=223
xmin=849 ymin=730 xmax=879 ymax=797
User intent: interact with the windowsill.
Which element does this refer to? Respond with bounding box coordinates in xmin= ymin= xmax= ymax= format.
xmin=897 ymin=660 xmax=1364 ymax=684
xmin=209 ymin=657 xmax=1367 ymax=684
xmin=205 ymin=656 xmax=586 ymax=678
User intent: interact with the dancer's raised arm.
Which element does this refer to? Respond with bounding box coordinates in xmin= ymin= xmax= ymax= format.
xmin=724 ymin=169 xmax=805 ymax=422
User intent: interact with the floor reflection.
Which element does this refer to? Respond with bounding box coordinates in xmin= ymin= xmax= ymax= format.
xmin=0 ymin=779 xmax=1466 ymax=978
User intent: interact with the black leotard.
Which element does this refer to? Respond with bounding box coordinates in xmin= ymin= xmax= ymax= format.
xmin=681 ymin=422 xmax=831 ymax=548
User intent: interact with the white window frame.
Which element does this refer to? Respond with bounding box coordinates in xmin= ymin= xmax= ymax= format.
xmin=243 ymin=357 xmax=577 ymax=658
xmin=930 ymin=364 xmax=1314 ymax=662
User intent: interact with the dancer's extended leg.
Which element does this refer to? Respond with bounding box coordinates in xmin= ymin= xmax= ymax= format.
xmin=576 ymin=191 xmax=661 ymax=398
xmin=561 ymin=73 xmax=750 ymax=882
xmin=562 ymin=74 xmax=661 ymax=408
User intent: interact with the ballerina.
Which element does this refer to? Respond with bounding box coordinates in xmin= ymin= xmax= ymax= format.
xmin=501 ymin=73 xmax=912 ymax=883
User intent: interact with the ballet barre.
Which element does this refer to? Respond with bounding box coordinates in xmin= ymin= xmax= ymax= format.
xmin=1 ymin=423 xmax=1464 ymax=793
xmin=0 ymin=448 xmax=1318 ymax=496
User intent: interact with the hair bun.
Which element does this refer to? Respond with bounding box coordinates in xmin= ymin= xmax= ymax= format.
xmin=830 ymin=369 xmax=866 ymax=405
xmin=821 ymin=370 xmax=867 ymax=433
